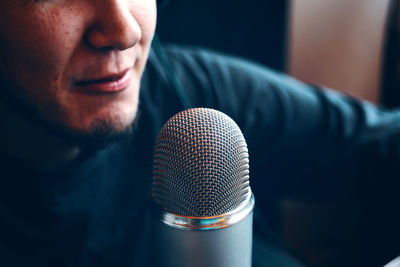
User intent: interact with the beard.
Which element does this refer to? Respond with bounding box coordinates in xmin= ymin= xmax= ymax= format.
xmin=0 ymin=78 xmax=139 ymax=153
xmin=48 ymin=115 xmax=138 ymax=151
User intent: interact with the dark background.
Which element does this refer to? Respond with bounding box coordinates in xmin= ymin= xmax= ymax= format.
xmin=156 ymin=0 xmax=289 ymax=72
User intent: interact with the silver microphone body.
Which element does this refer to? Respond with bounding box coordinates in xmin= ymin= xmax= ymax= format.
xmin=151 ymin=193 xmax=254 ymax=267
xmin=151 ymin=108 xmax=254 ymax=267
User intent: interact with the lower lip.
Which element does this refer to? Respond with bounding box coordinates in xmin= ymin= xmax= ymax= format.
xmin=77 ymin=69 xmax=133 ymax=94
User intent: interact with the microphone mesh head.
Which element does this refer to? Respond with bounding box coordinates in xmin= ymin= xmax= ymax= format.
xmin=152 ymin=108 xmax=250 ymax=217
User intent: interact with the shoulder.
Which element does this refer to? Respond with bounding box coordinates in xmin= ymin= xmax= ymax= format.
xmin=142 ymin=43 xmax=326 ymax=130
xmin=155 ymin=44 xmax=280 ymax=83
xmin=145 ymin=43 xmax=304 ymax=110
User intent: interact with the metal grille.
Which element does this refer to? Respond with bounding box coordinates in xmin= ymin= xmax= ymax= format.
xmin=152 ymin=108 xmax=250 ymax=217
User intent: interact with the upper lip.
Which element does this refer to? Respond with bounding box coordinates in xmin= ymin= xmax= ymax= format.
xmin=75 ymin=69 xmax=130 ymax=86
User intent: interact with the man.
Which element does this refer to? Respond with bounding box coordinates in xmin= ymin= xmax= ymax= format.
xmin=0 ymin=0 xmax=399 ymax=266
xmin=0 ymin=0 xmax=156 ymax=167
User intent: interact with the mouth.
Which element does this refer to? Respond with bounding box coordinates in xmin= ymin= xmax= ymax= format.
xmin=75 ymin=69 xmax=133 ymax=94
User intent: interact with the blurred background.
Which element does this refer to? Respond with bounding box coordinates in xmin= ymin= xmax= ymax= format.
xmin=156 ymin=0 xmax=400 ymax=266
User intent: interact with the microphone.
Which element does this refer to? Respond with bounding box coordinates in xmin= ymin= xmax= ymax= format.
xmin=151 ymin=108 xmax=254 ymax=267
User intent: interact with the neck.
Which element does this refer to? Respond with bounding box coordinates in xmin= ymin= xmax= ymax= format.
xmin=0 ymin=99 xmax=81 ymax=171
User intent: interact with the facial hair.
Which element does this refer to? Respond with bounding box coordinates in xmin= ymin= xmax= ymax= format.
xmin=0 ymin=77 xmax=139 ymax=152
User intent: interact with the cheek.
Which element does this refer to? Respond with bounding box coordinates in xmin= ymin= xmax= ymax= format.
xmin=0 ymin=8 xmax=83 ymax=87
xmin=133 ymin=0 xmax=157 ymax=44
xmin=0 ymin=8 xmax=87 ymax=126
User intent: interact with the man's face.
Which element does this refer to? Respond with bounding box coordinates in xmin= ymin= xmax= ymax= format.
xmin=0 ymin=0 xmax=157 ymax=144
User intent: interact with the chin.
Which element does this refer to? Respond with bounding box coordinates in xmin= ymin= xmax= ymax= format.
xmin=58 ymin=120 xmax=134 ymax=150
xmin=50 ymin=104 xmax=139 ymax=150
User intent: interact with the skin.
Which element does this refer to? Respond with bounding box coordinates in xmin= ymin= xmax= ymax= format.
xmin=0 ymin=0 xmax=157 ymax=168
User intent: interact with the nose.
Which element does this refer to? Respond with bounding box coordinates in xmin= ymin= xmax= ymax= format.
xmin=86 ymin=0 xmax=141 ymax=51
